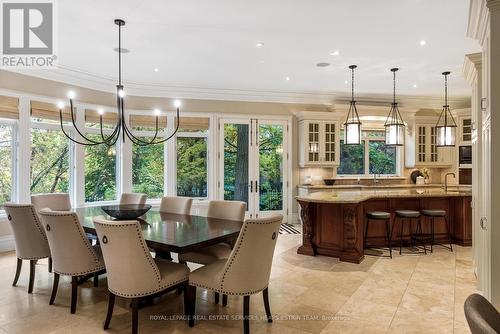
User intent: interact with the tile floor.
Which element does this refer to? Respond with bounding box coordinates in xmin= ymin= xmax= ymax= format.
xmin=0 ymin=234 xmax=477 ymax=333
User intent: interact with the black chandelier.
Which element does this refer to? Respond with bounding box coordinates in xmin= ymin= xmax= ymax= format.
xmin=384 ymin=68 xmax=405 ymax=146
xmin=344 ymin=65 xmax=362 ymax=145
xmin=58 ymin=19 xmax=180 ymax=146
xmin=435 ymin=71 xmax=457 ymax=147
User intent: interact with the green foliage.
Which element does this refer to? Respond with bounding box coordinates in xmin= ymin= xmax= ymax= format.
xmin=0 ymin=125 xmax=12 ymax=208
xmin=338 ymin=140 xmax=365 ymax=175
xmin=85 ymin=135 xmax=116 ymax=202
xmin=369 ymin=141 xmax=396 ymax=174
xmin=132 ymin=140 xmax=164 ymax=198
xmin=177 ymin=137 xmax=207 ymax=197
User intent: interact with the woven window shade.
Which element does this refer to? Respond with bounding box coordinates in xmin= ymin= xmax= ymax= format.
xmin=0 ymin=95 xmax=19 ymax=120
xmin=129 ymin=114 xmax=167 ymax=128
xmin=31 ymin=100 xmax=73 ymax=121
xmin=85 ymin=109 xmax=118 ymax=125
xmin=176 ymin=117 xmax=209 ymax=131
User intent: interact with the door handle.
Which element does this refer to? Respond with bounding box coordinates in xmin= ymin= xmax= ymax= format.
xmin=250 ymin=180 xmax=253 ymax=193
xmin=255 ymin=180 xmax=258 ymax=192
xmin=480 ymin=217 xmax=487 ymax=230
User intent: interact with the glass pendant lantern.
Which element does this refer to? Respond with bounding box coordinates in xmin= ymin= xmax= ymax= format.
xmin=344 ymin=65 xmax=362 ymax=145
xmin=435 ymin=71 xmax=457 ymax=147
xmin=384 ymin=68 xmax=405 ymax=146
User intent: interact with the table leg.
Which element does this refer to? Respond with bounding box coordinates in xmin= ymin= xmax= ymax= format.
xmin=155 ymin=250 xmax=173 ymax=261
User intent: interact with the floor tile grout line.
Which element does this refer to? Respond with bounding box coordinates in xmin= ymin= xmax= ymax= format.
xmin=453 ymin=249 xmax=457 ymax=334
xmin=385 ymin=255 xmax=420 ymax=334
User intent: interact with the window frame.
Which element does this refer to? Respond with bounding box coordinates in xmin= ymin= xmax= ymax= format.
xmin=0 ymin=119 xmax=18 ymax=213
xmin=337 ymin=130 xmax=402 ymax=178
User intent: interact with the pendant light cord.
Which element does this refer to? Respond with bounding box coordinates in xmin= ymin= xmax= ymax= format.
xmin=118 ymin=24 xmax=122 ymax=86
xmin=351 ymin=67 xmax=355 ymax=102
xmin=444 ymin=73 xmax=448 ymax=106
xmin=393 ymin=70 xmax=396 ymax=104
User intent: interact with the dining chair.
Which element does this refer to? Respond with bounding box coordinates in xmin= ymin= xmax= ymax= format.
xmin=38 ymin=209 xmax=106 ymax=314
xmin=4 ymin=203 xmax=51 ymax=293
xmin=186 ymin=214 xmax=282 ymax=334
xmin=159 ymin=196 xmax=193 ymax=215
xmin=31 ymin=193 xmax=71 ymax=212
xmin=464 ymin=293 xmax=500 ymax=334
xmin=119 ymin=193 xmax=147 ymax=205
xmin=93 ymin=217 xmax=190 ymax=334
xmin=178 ymin=200 xmax=245 ymax=305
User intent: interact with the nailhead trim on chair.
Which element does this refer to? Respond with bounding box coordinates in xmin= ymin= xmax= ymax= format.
xmin=190 ymin=218 xmax=278 ymax=296
xmin=41 ymin=211 xmax=104 ymax=275
xmin=109 ymin=276 xmax=190 ymax=298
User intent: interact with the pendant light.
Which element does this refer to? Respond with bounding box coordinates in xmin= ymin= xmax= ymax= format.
xmin=344 ymin=65 xmax=362 ymax=145
xmin=384 ymin=68 xmax=405 ymax=146
xmin=435 ymin=71 xmax=457 ymax=147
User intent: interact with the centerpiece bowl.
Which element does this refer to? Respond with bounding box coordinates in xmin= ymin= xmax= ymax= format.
xmin=101 ymin=204 xmax=152 ymax=220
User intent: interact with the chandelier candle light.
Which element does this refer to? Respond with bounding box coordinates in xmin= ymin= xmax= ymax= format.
xmin=435 ymin=71 xmax=457 ymax=147
xmin=344 ymin=65 xmax=362 ymax=145
xmin=384 ymin=68 xmax=405 ymax=146
xmin=58 ymin=19 xmax=181 ymax=147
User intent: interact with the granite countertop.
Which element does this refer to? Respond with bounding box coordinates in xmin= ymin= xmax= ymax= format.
xmin=295 ymin=188 xmax=472 ymax=204
xmin=298 ymin=183 xmax=445 ymax=190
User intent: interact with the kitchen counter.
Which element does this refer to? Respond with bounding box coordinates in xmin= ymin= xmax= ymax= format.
xmin=295 ymin=188 xmax=472 ymax=263
xmin=298 ymin=183 xmax=471 ymax=190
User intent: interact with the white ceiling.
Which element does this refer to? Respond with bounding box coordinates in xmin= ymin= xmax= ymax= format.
xmin=15 ymin=0 xmax=480 ymax=103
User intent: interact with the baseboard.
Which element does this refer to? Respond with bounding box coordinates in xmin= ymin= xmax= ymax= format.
xmin=287 ymin=213 xmax=300 ymax=225
xmin=0 ymin=235 xmax=15 ymax=253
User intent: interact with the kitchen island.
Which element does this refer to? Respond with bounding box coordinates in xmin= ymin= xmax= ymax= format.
xmin=296 ymin=188 xmax=472 ymax=263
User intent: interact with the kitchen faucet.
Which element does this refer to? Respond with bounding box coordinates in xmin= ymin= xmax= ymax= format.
xmin=444 ymin=172 xmax=456 ymax=192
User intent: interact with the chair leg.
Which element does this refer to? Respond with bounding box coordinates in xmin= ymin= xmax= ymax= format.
xmin=214 ymin=292 xmax=219 ymax=304
xmin=28 ymin=260 xmax=35 ymax=293
xmin=243 ymin=295 xmax=250 ymax=334
xmin=71 ymin=276 xmax=78 ymax=314
xmin=222 ymin=294 xmax=228 ymax=307
xmin=444 ymin=216 xmax=453 ymax=252
xmin=430 ymin=217 xmax=435 ymax=253
xmin=93 ymin=272 xmax=99 ymax=287
xmin=49 ymin=273 xmax=59 ymax=305
xmin=48 ymin=257 xmax=52 ymax=273
xmin=262 ymin=288 xmax=272 ymax=323
xmin=399 ymin=218 xmax=404 ymax=255
xmin=131 ymin=298 xmax=139 ymax=334
xmin=104 ymin=292 xmax=115 ymax=330
xmin=12 ymin=258 xmax=22 ymax=286
xmin=385 ymin=219 xmax=392 ymax=258
xmin=364 ymin=219 xmax=370 ymax=248
xmin=186 ymin=285 xmax=196 ymax=327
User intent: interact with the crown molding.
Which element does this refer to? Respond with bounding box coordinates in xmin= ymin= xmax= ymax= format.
xmin=463 ymin=53 xmax=482 ymax=85
xmin=333 ymin=93 xmax=470 ymax=109
xmin=487 ymin=0 xmax=500 ymax=12
xmin=468 ymin=0 xmax=490 ymax=46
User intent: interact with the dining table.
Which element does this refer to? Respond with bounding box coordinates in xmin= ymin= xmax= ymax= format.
xmin=75 ymin=206 xmax=243 ymax=259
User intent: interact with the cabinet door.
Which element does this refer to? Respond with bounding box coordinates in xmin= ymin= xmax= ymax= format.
xmin=416 ymin=125 xmax=427 ymax=163
xmin=306 ymin=121 xmax=320 ymax=164
xmin=429 ymin=126 xmax=438 ymax=162
xmin=323 ymin=122 xmax=337 ymax=164
xmin=462 ymin=118 xmax=472 ymax=143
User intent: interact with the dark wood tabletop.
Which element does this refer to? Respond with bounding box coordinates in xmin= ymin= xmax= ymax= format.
xmin=76 ymin=207 xmax=242 ymax=254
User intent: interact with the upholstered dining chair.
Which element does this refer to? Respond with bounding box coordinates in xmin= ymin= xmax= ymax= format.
xmin=186 ymin=214 xmax=282 ymax=334
xmin=4 ymin=203 xmax=51 ymax=293
xmin=38 ymin=209 xmax=105 ymax=314
xmin=159 ymin=196 xmax=193 ymax=215
xmin=464 ymin=293 xmax=500 ymax=334
xmin=178 ymin=200 xmax=245 ymax=305
xmin=93 ymin=217 xmax=190 ymax=334
xmin=119 ymin=193 xmax=147 ymax=205
xmin=31 ymin=193 xmax=71 ymax=212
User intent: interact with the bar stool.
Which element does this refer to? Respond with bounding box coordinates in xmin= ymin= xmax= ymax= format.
xmin=420 ymin=209 xmax=453 ymax=252
xmin=393 ymin=210 xmax=426 ymax=255
xmin=364 ymin=211 xmax=392 ymax=258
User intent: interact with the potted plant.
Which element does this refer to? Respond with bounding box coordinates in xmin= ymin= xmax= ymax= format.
xmin=419 ymin=168 xmax=431 ymax=184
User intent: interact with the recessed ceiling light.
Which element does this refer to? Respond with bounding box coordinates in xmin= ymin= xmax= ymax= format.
xmin=413 ymin=84 xmax=418 ymax=88
xmin=256 ymin=42 xmax=264 ymax=48
xmin=316 ymin=62 xmax=330 ymax=67
xmin=154 ymin=68 xmax=159 ymax=72
xmin=329 ymin=50 xmax=340 ymax=56
xmin=420 ymin=40 xmax=426 ymax=46
xmin=344 ymin=80 xmax=348 ymax=84
xmin=285 ymin=76 xmax=290 ymax=81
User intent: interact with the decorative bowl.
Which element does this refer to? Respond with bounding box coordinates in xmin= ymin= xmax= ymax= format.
xmin=323 ymin=179 xmax=336 ymax=186
xmin=101 ymin=204 xmax=152 ymax=220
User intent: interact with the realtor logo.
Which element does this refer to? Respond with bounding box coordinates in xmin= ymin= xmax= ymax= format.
xmin=1 ymin=0 xmax=57 ymax=68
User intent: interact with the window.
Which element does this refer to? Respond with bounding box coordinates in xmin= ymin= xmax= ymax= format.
xmin=338 ymin=131 xmax=398 ymax=176
xmin=30 ymin=127 xmax=70 ymax=194
xmin=176 ymin=117 xmax=209 ymax=198
xmin=0 ymin=123 xmax=14 ymax=209
xmin=84 ymin=135 xmax=117 ymax=202
xmin=132 ymin=140 xmax=164 ymax=199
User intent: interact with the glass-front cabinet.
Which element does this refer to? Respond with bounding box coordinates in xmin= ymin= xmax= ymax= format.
xmin=414 ymin=121 xmax=454 ymax=167
xmin=298 ymin=115 xmax=340 ymax=167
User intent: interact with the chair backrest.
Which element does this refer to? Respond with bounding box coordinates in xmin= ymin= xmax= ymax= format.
xmin=207 ymin=200 xmax=246 ymax=222
xmin=93 ymin=217 xmax=162 ymax=297
xmin=220 ymin=214 xmax=282 ymax=295
xmin=31 ymin=193 xmax=71 ymax=212
xmin=38 ymin=209 xmax=102 ymax=276
xmin=464 ymin=293 xmax=500 ymax=334
xmin=4 ymin=203 xmax=51 ymax=260
xmin=159 ymin=196 xmax=193 ymax=215
xmin=119 ymin=193 xmax=147 ymax=205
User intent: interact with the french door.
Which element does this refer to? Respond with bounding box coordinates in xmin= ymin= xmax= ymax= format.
xmin=219 ymin=118 xmax=288 ymax=220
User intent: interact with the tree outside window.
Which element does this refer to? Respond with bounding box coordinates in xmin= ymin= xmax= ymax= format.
xmin=85 ymin=135 xmax=117 ymax=202
xmin=177 ymin=137 xmax=208 ymax=197
xmin=0 ymin=124 xmax=13 ymax=209
xmin=132 ymin=140 xmax=164 ymax=199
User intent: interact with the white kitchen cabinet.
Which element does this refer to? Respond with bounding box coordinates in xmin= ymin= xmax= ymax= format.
xmin=459 ymin=116 xmax=472 ymax=144
xmin=298 ymin=119 xmax=340 ymax=167
xmin=414 ymin=123 xmax=454 ymax=167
